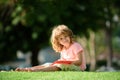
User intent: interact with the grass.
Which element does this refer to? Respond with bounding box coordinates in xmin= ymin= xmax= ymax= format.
xmin=0 ymin=71 xmax=120 ymax=80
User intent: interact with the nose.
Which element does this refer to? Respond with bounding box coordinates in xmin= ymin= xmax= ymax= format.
xmin=63 ymin=38 xmax=67 ymax=42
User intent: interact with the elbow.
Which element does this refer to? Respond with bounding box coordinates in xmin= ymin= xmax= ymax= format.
xmin=72 ymin=60 xmax=82 ymax=66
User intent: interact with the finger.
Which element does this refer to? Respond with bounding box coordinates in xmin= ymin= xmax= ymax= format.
xmin=15 ymin=68 xmax=21 ymax=71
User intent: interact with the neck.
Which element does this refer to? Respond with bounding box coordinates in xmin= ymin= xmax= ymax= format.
xmin=64 ymin=43 xmax=71 ymax=50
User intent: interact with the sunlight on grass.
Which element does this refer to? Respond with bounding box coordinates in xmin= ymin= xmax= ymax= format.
xmin=0 ymin=71 xmax=120 ymax=80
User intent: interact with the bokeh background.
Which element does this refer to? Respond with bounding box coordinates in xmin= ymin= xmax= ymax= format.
xmin=0 ymin=0 xmax=120 ymax=72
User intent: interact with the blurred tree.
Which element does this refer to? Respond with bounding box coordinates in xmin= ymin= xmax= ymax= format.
xmin=0 ymin=0 xmax=17 ymax=63
xmin=0 ymin=0 xmax=120 ymax=70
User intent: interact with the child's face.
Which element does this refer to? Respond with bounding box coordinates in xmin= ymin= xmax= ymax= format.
xmin=58 ymin=34 xmax=71 ymax=47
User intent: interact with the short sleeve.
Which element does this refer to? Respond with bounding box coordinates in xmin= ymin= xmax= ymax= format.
xmin=72 ymin=42 xmax=83 ymax=54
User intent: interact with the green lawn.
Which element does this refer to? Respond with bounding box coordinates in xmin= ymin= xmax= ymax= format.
xmin=0 ymin=71 xmax=120 ymax=80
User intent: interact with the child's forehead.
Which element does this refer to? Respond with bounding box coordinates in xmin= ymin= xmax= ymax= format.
xmin=58 ymin=34 xmax=68 ymax=38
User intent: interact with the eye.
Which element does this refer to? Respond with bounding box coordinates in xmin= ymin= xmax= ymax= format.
xmin=59 ymin=38 xmax=63 ymax=40
xmin=65 ymin=35 xmax=68 ymax=37
xmin=64 ymin=35 xmax=67 ymax=37
xmin=60 ymin=37 xmax=63 ymax=40
xmin=65 ymin=35 xmax=68 ymax=38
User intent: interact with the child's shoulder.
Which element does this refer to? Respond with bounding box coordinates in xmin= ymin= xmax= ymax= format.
xmin=72 ymin=42 xmax=81 ymax=45
xmin=71 ymin=42 xmax=82 ymax=47
xmin=70 ymin=42 xmax=83 ymax=52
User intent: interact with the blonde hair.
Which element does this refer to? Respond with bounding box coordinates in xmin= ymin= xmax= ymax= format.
xmin=50 ymin=24 xmax=74 ymax=52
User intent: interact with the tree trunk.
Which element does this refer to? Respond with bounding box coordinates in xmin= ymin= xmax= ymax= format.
xmin=31 ymin=47 xmax=39 ymax=66
xmin=105 ymin=28 xmax=113 ymax=68
xmin=89 ymin=30 xmax=96 ymax=71
xmin=104 ymin=0 xmax=113 ymax=68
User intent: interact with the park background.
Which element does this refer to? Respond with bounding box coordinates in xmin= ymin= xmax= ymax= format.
xmin=0 ymin=0 xmax=120 ymax=72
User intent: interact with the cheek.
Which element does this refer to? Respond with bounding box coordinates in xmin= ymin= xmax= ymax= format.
xmin=67 ymin=38 xmax=71 ymax=42
xmin=59 ymin=40 xmax=63 ymax=44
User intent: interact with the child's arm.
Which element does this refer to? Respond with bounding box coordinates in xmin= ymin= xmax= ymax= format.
xmin=72 ymin=51 xmax=86 ymax=71
xmin=71 ymin=51 xmax=82 ymax=66
xmin=80 ymin=51 xmax=86 ymax=71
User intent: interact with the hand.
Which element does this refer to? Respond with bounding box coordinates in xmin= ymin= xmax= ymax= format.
xmin=80 ymin=64 xmax=86 ymax=71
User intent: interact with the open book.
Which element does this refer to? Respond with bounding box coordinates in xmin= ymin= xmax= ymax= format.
xmin=52 ymin=60 xmax=72 ymax=65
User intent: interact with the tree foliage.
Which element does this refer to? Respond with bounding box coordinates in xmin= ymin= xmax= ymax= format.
xmin=0 ymin=0 xmax=120 ymax=66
